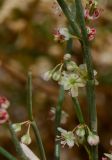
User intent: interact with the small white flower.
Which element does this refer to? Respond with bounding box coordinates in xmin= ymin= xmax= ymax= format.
xmin=87 ymin=133 xmax=99 ymax=146
xmin=63 ymin=54 xmax=71 ymax=61
xmin=12 ymin=123 xmax=21 ymax=132
xmin=66 ymin=61 xmax=78 ymax=72
xmin=59 ymin=72 xmax=85 ymax=97
xmin=57 ymin=127 xmax=75 ymax=148
xmin=54 ymin=27 xmax=71 ymax=42
xmin=59 ymin=28 xmax=71 ymax=40
xmin=76 ymin=126 xmax=85 ymax=138
xmin=20 ymin=143 xmax=40 ymax=160
xmin=21 ymin=133 xmax=31 ymax=145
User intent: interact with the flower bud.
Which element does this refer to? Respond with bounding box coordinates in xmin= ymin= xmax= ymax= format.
xmin=66 ymin=61 xmax=78 ymax=71
xmin=21 ymin=134 xmax=31 ymax=145
xmin=76 ymin=127 xmax=85 ymax=137
xmin=0 ymin=96 xmax=10 ymax=109
xmin=12 ymin=123 xmax=21 ymax=132
xmin=0 ymin=108 xmax=9 ymax=124
xmin=87 ymin=133 xmax=99 ymax=146
xmin=64 ymin=54 xmax=71 ymax=61
xmin=52 ymin=71 xmax=61 ymax=81
xmin=43 ymin=71 xmax=52 ymax=81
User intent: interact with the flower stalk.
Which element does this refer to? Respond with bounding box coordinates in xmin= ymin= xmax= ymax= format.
xmin=27 ymin=72 xmax=47 ymax=160
xmin=54 ymin=86 xmax=65 ymax=160
xmin=72 ymin=97 xmax=84 ymax=124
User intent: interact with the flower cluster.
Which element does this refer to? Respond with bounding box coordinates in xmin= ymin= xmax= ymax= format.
xmin=43 ymin=54 xmax=98 ymax=97
xmin=56 ymin=124 xmax=99 ymax=148
xmin=12 ymin=120 xmax=32 ymax=145
xmin=84 ymin=0 xmax=102 ymax=41
xmin=0 ymin=96 xmax=10 ymax=124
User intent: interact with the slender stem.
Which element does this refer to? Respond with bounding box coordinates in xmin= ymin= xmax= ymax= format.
xmin=31 ymin=121 xmax=47 ymax=160
xmin=56 ymin=0 xmax=81 ymax=38
xmin=8 ymin=122 xmax=29 ymax=160
xmin=27 ymin=71 xmax=33 ymax=121
xmin=54 ymin=86 xmax=65 ymax=160
xmin=27 ymin=72 xmax=47 ymax=160
xmin=75 ymin=0 xmax=98 ymax=160
xmin=84 ymin=145 xmax=92 ymax=160
xmin=72 ymin=97 xmax=84 ymax=124
xmin=0 ymin=147 xmax=17 ymax=160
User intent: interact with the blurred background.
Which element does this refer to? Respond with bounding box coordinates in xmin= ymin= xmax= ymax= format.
xmin=0 ymin=0 xmax=112 ymax=159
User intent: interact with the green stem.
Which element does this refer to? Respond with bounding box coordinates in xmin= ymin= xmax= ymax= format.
xmin=54 ymin=86 xmax=65 ymax=160
xmin=84 ymin=145 xmax=92 ymax=160
xmin=56 ymin=0 xmax=81 ymax=38
xmin=31 ymin=121 xmax=46 ymax=160
xmin=27 ymin=72 xmax=33 ymax=121
xmin=72 ymin=97 xmax=84 ymax=124
xmin=75 ymin=0 xmax=98 ymax=160
xmin=0 ymin=147 xmax=17 ymax=160
xmin=8 ymin=122 xmax=29 ymax=160
xmin=27 ymin=72 xmax=47 ymax=160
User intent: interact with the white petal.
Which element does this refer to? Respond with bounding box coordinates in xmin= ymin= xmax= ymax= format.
xmin=20 ymin=143 xmax=40 ymax=160
xmin=71 ymin=87 xmax=78 ymax=97
xmin=66 ymin=139 xmax=74 ymax=148
xmin=57 ymin=127 xmax=67 ymax=134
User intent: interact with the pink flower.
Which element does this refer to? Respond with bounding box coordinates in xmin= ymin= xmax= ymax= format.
xmin=86 ymin=26 xmax=96 ymax=41
xmin=0 ymin=96 xmax=10 ymax=109
xmin=84 ymin=8 xmax=102 ymax=20
xmin=0 ymin=108 xmax=9 ymax=124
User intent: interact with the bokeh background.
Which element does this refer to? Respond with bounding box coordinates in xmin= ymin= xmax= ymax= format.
xmin=0 ymin=0 xmax=112 ymax=159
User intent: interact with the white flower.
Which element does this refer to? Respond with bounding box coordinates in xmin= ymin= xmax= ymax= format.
xmin=54 ymin=27 xmax=71 ymax=42
xmin=87 ymin=133 xmax=99 ymax=146
xmin=59 ymin=28 xmax=71 ymax=41
xmin=66 ymin=61 xmax=78 ymax=71
xmin=59 ymin=72 xmax=85 ymax=97
xmin=20 ymin=143 xmax=40 ymax=160
xmin=57 ymin=127 xmax=75 ymax=148
xmin=76 ymin=126 xmax=85 ymax=138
